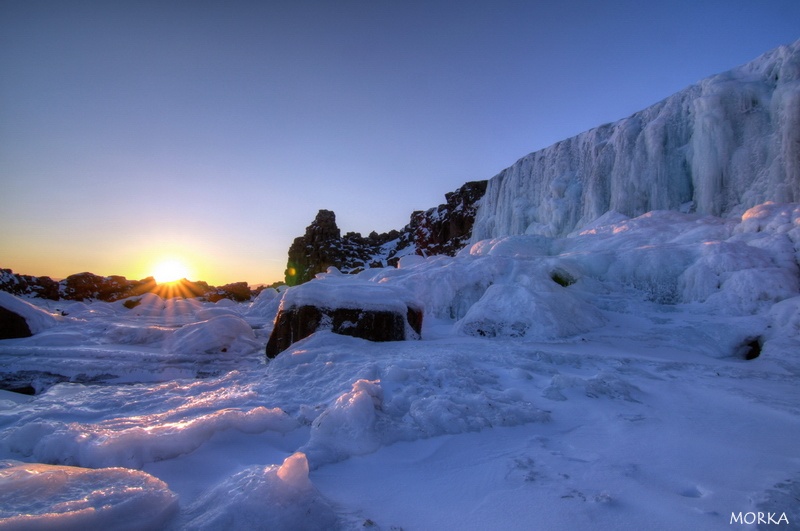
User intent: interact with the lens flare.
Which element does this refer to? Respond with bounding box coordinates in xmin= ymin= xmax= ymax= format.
xmin=152 ymin=259 xmax=191 ymax=284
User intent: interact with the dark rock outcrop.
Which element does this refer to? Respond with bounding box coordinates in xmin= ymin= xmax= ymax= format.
xmin=208 ymin=282 xmax=254 ymax=303
xmin=0 ymin=269 xmax=60 ymax=300
xmin=266 ymin=304 xmax=423 ymax=358
xmin=411 ymin=180 xmax=488 ymax=257
xmin=0 ymin=305 xmax=33 ymax=340
xmin=285 ymin=180 xmax=487 ymax=285
xmin=62 ymin=272 xmax=156 ymax=301
xmin=0 ymin=268 xmax=262 ymax=302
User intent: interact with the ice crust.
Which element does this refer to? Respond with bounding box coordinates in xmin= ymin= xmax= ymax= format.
xmin=0 ymin=460 xmax=177 ymax=531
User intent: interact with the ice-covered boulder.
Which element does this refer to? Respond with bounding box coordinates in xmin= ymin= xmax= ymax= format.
xmin=0 ymin=291 xmax=58 ymax=339
xmin=266 ymin=272 xmax=423 ymax=358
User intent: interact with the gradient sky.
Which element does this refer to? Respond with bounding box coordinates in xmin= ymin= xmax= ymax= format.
xmin=2 ymin=1 xmax=799 ymax=286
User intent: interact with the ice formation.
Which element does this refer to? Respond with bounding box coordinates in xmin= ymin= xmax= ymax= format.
xmin=0 ymin=460 xmax=178 ymax=530
xmin=472 ymin=40 xmax=800 ymax=241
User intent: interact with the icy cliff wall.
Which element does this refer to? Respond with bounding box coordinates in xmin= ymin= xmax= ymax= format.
xmin=472 ymin=40 xmax=800 ymax=241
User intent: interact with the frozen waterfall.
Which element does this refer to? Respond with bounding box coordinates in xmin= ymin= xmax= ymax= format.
xmin=472 ymin=39 xmax=800 ymax=241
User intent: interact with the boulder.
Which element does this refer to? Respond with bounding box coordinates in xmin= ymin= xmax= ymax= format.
xmin=0 ymin=305 xmax=32 ymax=339
xmin=266 ymin=275 xmax=422 ymax=358
xmin=0 ymin=291 xmax=58 ymax=339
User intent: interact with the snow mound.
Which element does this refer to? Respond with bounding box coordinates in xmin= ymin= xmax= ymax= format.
xmin=769 ymin=296 xmax=800 ymax=338
xmin=183 ymin=452 xmax=338 ymax=530
xmin=457 ymin=281 xmax=604 ymax=339
xmin=125 ymin=293 xmax=166 ymax=317
xmin=0 ymin=291 xmax=58 ymax=334
xmin=303 ymin=379 xmax=385 ymax=462
xmin=736 ymin=202 xmax=800 ymax=236
xmin=166 ymin=314 xmax=258 ymax=357
xmin=0 ymin=460 xmax=177 ymax=530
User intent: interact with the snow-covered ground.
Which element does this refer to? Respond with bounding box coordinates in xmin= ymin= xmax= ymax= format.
xmin=1 ymin=203 xmax=799 ymax=530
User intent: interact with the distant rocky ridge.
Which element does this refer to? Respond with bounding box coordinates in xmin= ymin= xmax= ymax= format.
xmin=285 ymin=180 xmax=487 ymax=285
xmin=0 ymin=269 xmax=261 ymax=303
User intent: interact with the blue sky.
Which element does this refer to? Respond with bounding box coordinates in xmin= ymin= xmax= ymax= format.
xmin=2 ymin=1 xmax=799 ymax=285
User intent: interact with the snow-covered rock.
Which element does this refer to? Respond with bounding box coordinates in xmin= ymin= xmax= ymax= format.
xmin=0 ymin=291 xmax=58 ymax=338
xmin=266 ymin=272 xmax=423 ymax=357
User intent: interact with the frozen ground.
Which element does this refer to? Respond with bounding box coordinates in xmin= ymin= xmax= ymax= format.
xmin=1 ymin=203 xmax=799 ymax=530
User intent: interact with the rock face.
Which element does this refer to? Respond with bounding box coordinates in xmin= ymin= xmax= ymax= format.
xmin=285 ymin=180 xmax=487 ymax=285
xmin=411 ymin=180 xmax=488 ymax=256
xmin=471 ymin=40 xmax=800 ymax=241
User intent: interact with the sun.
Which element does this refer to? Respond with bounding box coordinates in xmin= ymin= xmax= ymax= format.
xmin=152 ymin=259 xmax=191 ymax=284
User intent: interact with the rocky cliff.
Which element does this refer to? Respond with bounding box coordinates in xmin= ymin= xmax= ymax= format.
xmin=285 ymin=180 xmax=487 ymax=285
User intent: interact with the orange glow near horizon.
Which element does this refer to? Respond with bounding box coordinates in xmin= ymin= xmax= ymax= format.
xmin=151 ymin=259 xmax=193 ymax=285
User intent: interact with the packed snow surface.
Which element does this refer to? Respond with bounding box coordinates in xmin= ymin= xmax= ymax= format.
xmin=1 ymin=202 xmax=798 ymax=529
xmin=472 ymin=40 xmax=800 ymax=241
